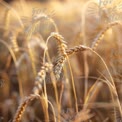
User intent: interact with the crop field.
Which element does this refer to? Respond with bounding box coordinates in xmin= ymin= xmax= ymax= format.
xmin=0 ymin=0 xmax=122 ymax=122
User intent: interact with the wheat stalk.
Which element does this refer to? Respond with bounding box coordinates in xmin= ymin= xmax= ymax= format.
xmin=42 ymin=32 xmax=68 ymax=121
xmin=0 ymin=1 xmax=24 ymax=28
xmin=4 ymin=8 xmax=10 ymax=33
xmin=53 ymin=45 xmax=88 ymax=114
xmin=26 ymin=13 xmax=58 ymax=77
xmin=0 ymin=39 xmax=25 ymax=98
xmin=32 ymin=62 xmax=53 ymax=120
xmin=88 ymin=47 xmax=122 ymax=117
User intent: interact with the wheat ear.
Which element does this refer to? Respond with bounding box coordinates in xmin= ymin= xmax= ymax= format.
xmin=32 ymin=63 xmax=53 ymax=94
xmin=50 ymin=32 xmax=67 ymax=55
xmin=43 ymin=32 xmax=67 ymax=79
xmin=13 ymin=94 xmax=56 ymax=122
xmin=12 ymin=94 xmax=40 ymax=122
xmin=54 ymin=45 xmax=88 ymax=80
xmin=91 ymin=21 xmax=120 ymax=50
xmin=10 ymin=31 xmax=19 ymax=52
xmin=43 ymin=32 xmax=67 ymax=62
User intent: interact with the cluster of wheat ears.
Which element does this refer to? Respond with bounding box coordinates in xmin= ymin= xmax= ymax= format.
xmin=0 ymin=0 xmax=122 ymax=122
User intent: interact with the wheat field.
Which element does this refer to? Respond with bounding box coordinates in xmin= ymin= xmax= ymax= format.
xmin=0 ymin=0 xmax=122 ymax=122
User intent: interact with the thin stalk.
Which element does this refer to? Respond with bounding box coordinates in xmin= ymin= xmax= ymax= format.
xmin=0 ymin=39 xmax=24 ymax=98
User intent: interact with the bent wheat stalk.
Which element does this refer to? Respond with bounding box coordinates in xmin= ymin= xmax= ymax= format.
xmin=43 ymin=32 xmax=68 ymax=120
xmin=26 ymin=14 xmax=58 ymax=77
xmin=88 ymin=47 xmax=122 ymax=117
xmin=0 ymin=1 xmax=24 ymax=28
